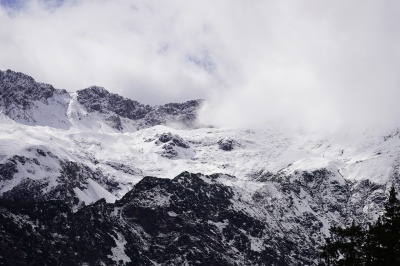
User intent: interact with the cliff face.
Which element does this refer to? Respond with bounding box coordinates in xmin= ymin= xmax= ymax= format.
xmin=0 ymin=69 xmax=71 ymax=129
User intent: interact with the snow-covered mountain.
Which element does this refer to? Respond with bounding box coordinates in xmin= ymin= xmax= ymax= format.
xmin=1 ymin=69 xmax=399 ymax=265
xmin=0 ymin=69 xmax=202 ymax=132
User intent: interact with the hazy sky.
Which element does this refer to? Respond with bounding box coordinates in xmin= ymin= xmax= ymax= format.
xmin=1 ymin=0 xmax=400 ymax=131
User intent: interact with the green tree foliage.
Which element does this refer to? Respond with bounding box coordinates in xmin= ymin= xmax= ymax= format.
xmin=320 ymin=186 xmax=400 ymax=266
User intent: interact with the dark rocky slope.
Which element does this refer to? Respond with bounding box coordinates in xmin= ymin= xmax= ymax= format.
xmin=0 ymin=172 xmax=331 ymax=266
xmin=77 ymin=86 xmax=202 ymax=130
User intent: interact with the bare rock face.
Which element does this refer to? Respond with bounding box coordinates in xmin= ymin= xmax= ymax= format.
xmin=218 ymin=138 xmax=240 ymax=151
xmin=76 ymin=86 xmax=152 ymax=120
xmin=155 ymin=132 xmax=193 ymax=159
xmin=76 ymin=86 xmax=203 ymax=131
xmin=0 ymin=70 xmax=58 ymax=103
xmin=0 ymin=151 xmax=119 ymax=209
xmin=0 ymin=70 xmax=204 ymax=131
xmin=158 ymin=132 xmax=190 ymax=148
xmin=0 ymin=70 xmax=71 ymax=129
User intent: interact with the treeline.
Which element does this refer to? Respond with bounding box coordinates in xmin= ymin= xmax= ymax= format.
xmin=319 ymin=186 xmax=400 ymax=266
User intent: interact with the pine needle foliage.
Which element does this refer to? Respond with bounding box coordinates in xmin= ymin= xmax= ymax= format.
xmin=319 ymin=186 xmax=400 ymax=266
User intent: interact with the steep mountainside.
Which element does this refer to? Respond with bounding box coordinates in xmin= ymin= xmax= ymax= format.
xmin=0 ymin=69 xmax=71 ymax=129
xmin=1 ymin=69 xmax=400 ymax=265
xmin=0 ymin=70 xmax=202 ymax=132
xmin=1 ymin=173 xmax=309 ymax=265
xmin=75 ymin=86 xmax=202 ymax=131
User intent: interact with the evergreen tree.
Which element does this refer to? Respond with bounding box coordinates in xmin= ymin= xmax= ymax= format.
xmin=319 ymin=185 xmax=400 ymax=266
xmin=320 ymin=238 xmax=335 ymax=266
xmin=380 ymin=186 xmax=400 ymax=265
xmin=364 ymin=219 xmax=384 ymax=265
xmin=319 ymin=222 xmax=364 ymax=265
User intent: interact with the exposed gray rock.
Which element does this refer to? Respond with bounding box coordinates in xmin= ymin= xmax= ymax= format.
xmin=0 ymin=69 xmax=204 ymax=131
xmin=0 ymin=69 xmax=71 ymax=128
xmin=218 ymin=138 xmax=239 ymax=151
xmin=76 ymin=86 xmax=203 ymax=130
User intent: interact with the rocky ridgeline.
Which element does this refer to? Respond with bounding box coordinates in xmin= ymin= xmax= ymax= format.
xmin=0 ymin=70 xmax=70 ymax=128
xmin=0 ymin=69 xmax=203 ymax=131
xmin=76 ymin=86 xmax=202 ymax=130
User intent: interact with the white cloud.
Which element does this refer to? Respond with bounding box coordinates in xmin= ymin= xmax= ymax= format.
xmin=0 ymin=0 xmax=224 ymax=103
xmin=1 ymin=0 xmax=400 ymax=132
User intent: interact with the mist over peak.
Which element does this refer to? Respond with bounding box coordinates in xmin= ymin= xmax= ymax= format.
xmin=1 ymin=0 xmax=399 ymax=132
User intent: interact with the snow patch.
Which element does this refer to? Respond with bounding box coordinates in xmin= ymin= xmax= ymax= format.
xmin=108 ymin=233 xmax=131 ymax=264
xmin=168 ymin=211 xmax=178 ymax=217
xmin=74 ymin=178 xmax=116 ymax=205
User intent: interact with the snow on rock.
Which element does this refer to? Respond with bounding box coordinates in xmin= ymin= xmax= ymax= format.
xmin=3 ymin=69 xmax=400 ymax=265
xmin=0 ymin=69 xmax=203 ymax=133
xmin=0 ymin=69 xmax=71 ymax=129
xmin=75 ymin=85 xmax=202 ymax=132
xmin=217 ymin=138 xmax=240 ymax=151
xmin=154 ymin=132 xmax=195 ymax=159
xmin=74 ymin=178 xmax=116 ymax=205
xmin=168 ymin=211 xmax=178 ymax=217
xmin=286 ymin=157 xmax=332 ymax=173
xmin=108 ymin=233 xmax=131 ymax=265
xmin=0 ymin=110 xmax=15 ymax=125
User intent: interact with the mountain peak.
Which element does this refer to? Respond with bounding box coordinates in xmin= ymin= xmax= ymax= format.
xmin=0 ymin=69 xmax=203 ymax=131
xmin=0 ymin=69 xmax=36 ymax=85
xmin=77 ymin=86 xmax=110 ymax=98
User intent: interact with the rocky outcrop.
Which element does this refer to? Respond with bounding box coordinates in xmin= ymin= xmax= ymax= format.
xmin=0 ymin=69 xmax=204 ymax=131
xmin=0 ymin=70 xmax=71 ymax=128
xmin=0 ymin=153 xmax=119 ymax=208
xmin=76 ymin=86 xmax=203 ymax=131
xmin=155 ymin=132 xmax=193 ymax=159
xmin=218 ymin=138 xmax=240 ymax=151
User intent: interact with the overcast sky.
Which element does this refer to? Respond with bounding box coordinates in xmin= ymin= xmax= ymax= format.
xmin=1 ymin=0 xmax=400 ymax=132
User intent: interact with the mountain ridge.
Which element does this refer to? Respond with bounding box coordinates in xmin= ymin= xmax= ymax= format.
xmin=1 ymin=69 xmax=400 ymax=265
xmin=0 ymin=69 xmax=204 ymax=131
